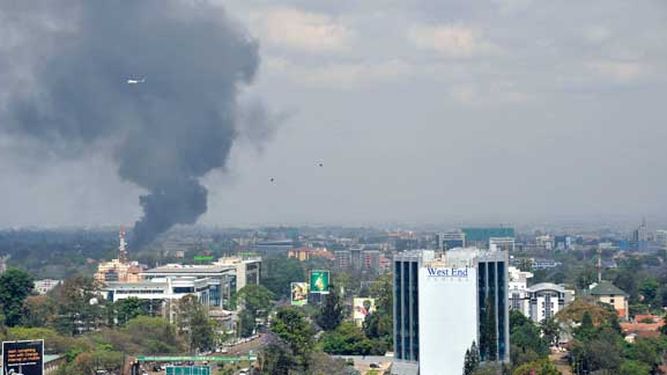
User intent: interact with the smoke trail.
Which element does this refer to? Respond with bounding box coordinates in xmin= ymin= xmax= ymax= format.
xmin=0 ymin=1 xmax=264 ymax=248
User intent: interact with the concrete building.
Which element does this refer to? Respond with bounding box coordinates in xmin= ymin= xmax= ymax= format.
xmin=34 ymin=279 xmax=62 ymax=295
xmin=554 ymin=235 xmax=572 ymax=250
xmin=525 ymin=283 xmax=574 ymax=322
xmin=103 ymin=277 xmax=212 ymax=323
xmin=392 ymin=248 xmax=509 ymax=375
xmin=362 ymin=249 xmax=381 ymax=272
xmin=508 ymin=267 xmax=533 ymax=311
xmin=335 ymin=250 xmax=351 ymax=269
xmin=588 ymin=281 xmax=629 ymax=320
xmin=94 ymin=227 xmax=143 ymax=283
xmin=213 ymin=256 xmax=262 ymax=293
xmin=489 ymin=237 xmax=515 ymax=252
xmin=141 ymin=257 xmax=260 ymax=309
xmin=95 ymin=259 xmax=143 ymax=283
xmin=435 ymin=231 xmax=465 ymax=250
xmin=462 ymin=227 xmax=514 ymax=248
xmin=655 ymin=229 xmax=667 ymax=249
xmin=535 ymin=235 xmax=554 ymax=250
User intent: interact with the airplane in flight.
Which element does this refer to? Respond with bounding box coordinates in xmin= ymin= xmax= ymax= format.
xmin=126 ymin=77 xmax=146 ymax=85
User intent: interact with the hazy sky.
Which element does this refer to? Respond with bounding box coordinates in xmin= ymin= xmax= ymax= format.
xmin=1 ymin=0 xmax=666 ymax=228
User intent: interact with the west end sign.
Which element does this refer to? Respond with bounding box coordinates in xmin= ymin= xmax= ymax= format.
xmin=425 ymin=266 xmax=470 ymax=279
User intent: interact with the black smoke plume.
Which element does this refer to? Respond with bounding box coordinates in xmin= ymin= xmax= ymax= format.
xmin=0 ymin=1 xmax=263 ymax=248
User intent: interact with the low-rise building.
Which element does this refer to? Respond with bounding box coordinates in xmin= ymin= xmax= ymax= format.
xmin=525 ymin=283 xmax=574 ymax=322
xmin=94 ymin=259 xmax=143 ymax=283
xmin=34 ymin=279 xmax=62 ymax=295
xmin=103 ymin=277 xmax=212 ymax=323
xmin=508 ymin=266 xmax=533 ymax=311
xmin=588 ymin=281 xmax=629 ymax=320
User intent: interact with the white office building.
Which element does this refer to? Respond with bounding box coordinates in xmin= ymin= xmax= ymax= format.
xmin=392 ymin=248 xmax=510 ymax=375
xmin=525 ymin=283 xmax=574 ymax=322
xmin=103 ymin=277 xmax=212 ymax=322
xmin=489 ymin=237 xmax=515 ymax=252
xmin=508 ymin=266 xmax=533 ymax=311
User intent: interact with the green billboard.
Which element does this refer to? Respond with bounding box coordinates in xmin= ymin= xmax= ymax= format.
xmin=166 ymin=366 xmax=211 ymax=375
xmin=309 ymin=270 xmax=330 ymax=294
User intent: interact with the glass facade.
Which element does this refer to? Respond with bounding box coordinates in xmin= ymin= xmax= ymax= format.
xmin=411 ymin=261 xmax=419 ymax=361
xmin=394 ymin=259 xmax=420 ymax=362
xmin=394 ymin=261 xmax=402 ymax=360
xmin=497 ymin=261 xmax=506 ymax=360
xmin=477 ymin=259 xmax=508 ymax=362
xmin=402 ymin=261 xmax=410 ymax=359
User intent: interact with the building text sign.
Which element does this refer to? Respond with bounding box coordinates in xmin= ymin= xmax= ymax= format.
xmin=425 ymin=266 xmax=470 ymax=279
xmin=2 ymin=340 xmax=44 ymax=375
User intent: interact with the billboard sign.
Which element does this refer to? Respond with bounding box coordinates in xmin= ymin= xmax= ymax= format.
xmin=353 ymin=298 xmax=376 ymax=326
xmin=290 ymin=282 xmax=309 ymax=306
xmin=2 ymin=340 xmax=44 ymax=375
xmin=309 ymin=270 xmax=330 ymax=294
xmin=166 ymin=366 xmax=211 ymax=375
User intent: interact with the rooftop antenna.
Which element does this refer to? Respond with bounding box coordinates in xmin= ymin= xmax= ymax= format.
xmin=596 ymin=247 xmax=602 ymax=283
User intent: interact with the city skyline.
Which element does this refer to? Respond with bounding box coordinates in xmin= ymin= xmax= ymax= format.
xmin=1 ymin=0 xmax=666 ymax=229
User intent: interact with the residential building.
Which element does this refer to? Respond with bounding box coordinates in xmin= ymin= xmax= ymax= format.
xmin=588 ymin=281 xmax=629 ymax=320
xmin=34 ymin=279 xmax=62 ymax=295
xmin=288 ymin=247 xmax=335 ymax=261
xmin=335 ymin=250 xmax=351 ymax=269
xmin=94 ymin=259 xmax=143 ymax=283
xmin=392 ymin=248 xmax=509 ymax=375
xmin=362 ymin=249 xmax=381 ymax=271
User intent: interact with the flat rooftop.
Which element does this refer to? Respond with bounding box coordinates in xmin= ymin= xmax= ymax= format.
xmin=143 ymin=265 xmax=233 ymax=274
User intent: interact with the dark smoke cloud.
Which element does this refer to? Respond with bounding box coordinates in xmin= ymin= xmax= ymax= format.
xmin=0 ymin=0 xmax=264 ymax=248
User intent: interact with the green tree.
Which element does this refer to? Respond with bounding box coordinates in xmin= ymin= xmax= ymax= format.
xmin=113 ymin=297 xmax=151 ymax=326
xmin=271 ymin=306 xmax=315 ymax=371
xmin=261 ymin=256 xmax=305 ymax=298
xmin=258 ymin=339 xmax=294 ymax=375
xmin=176 ymin=295 xmax=216 ymax=352
xmin=364 ymin=272 xmax=393 ymax=350
xmin=23 ymin=294 xmax=56 ymax=328
xmin=574 ymin=311 xmax=595 ymax=342
xmin=321 ymin=321 xmax=373 ymax=355
xmin=619 ymin=360 xmax=651 ymax=375
xmin=236 ymin=284 xmax=273 ymax=338
xmin=316 ymin=285 xmax=345 ymax=331
xmin=237 ymin=284 xmax=274 ymax=317
xmin=463 ymin=341 xmax=480 ymax=375
xmin=512 ymin=358 xmax=560 ymax=375
xmin=540 ymin=318 xmax=560 ymax=347
xmin=52 ymin=275 xmax=104 ymax=335
xmin=122 ymin=316 xmax=185 ymax=354
xmin=0 ymin=268 xmax=34 ymax=326
xmin=639 ymin=278 xmax=659 ymax=308
xmin=238 ymin=308 xmax=256 ymax=338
